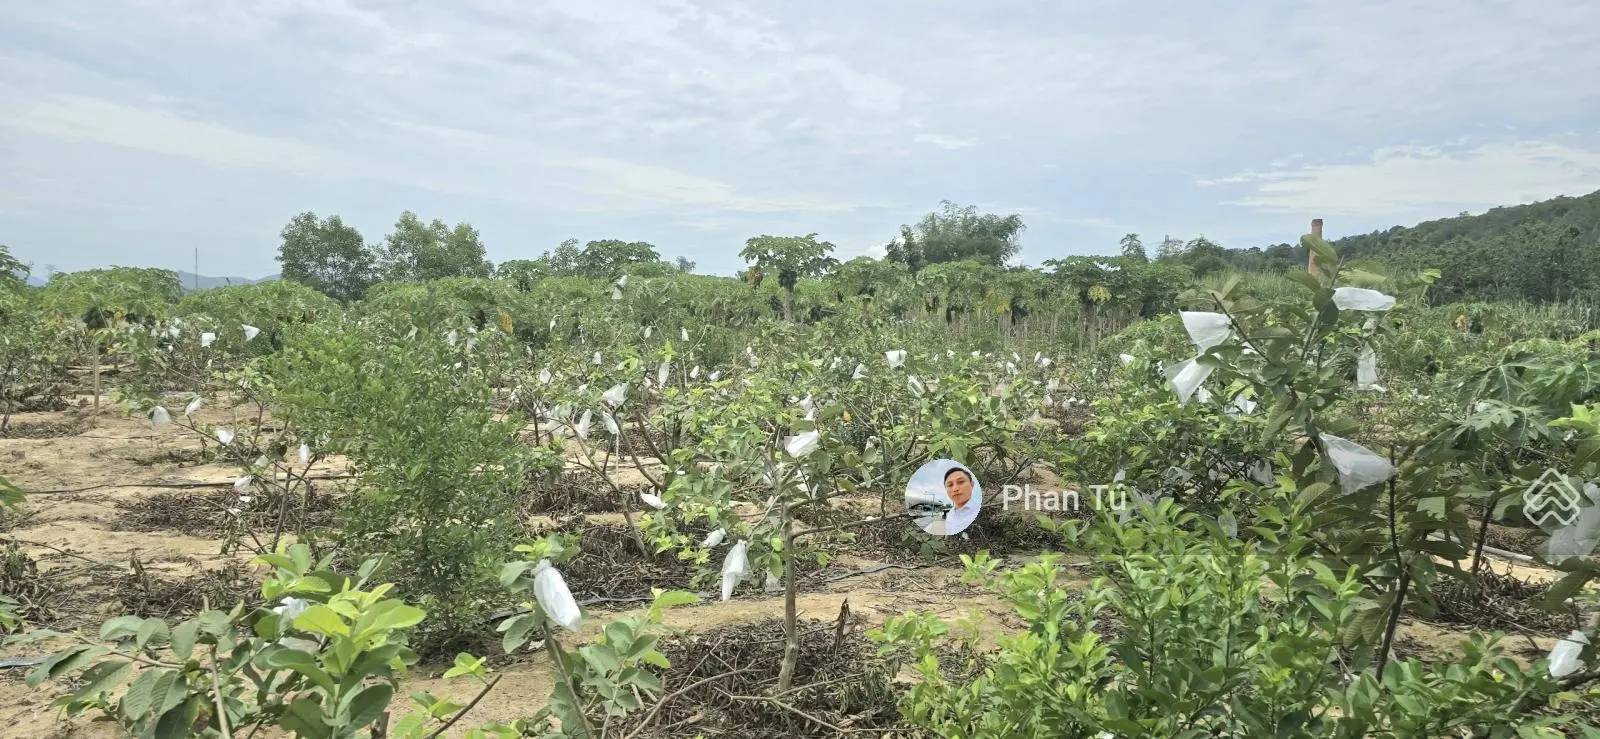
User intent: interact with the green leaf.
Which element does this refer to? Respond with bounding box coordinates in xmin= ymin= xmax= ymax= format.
xmin=581 ymin=645 xmax=623 ymax=674
xmin=169 ymin=620 xmax=200 ymax=661
xmin=1296 ymin=482 xmax=1332 ymax=508
xmin=135 ymin=618 xmax=169 ymax=650
xmin=279 ymin=696 xmax=334 ymax=739
xmin=650 ymin=590 xmax=699 ymax=610
xmin=99 ymin=615 xmax=144 ymax=642
xmin=1543 ymin=570 xmax=1593 ymax=610
xmin=71 ymin=659 xmax=132 ymax=700
xmin=154 ymin=671 xmax=189 ymax=715
xmin=151 ymin=702 xmax=193 ymax=739
xmin=603 ymin=622 xmax=635 ymax=655
xmin=360 ymin=601 xmax=426 ymax=636
xmin=295 ymin=604 xmax=350 ymax=638
xmin=443 ymin=652 xmax=486 ymax=679
xmin=340 ymin=683 xmax=394 ymax=730
xmin=499 ymin=614 xmax=538 ymax=654
xmin=120 ymin=667 xmax=163 ymax=719
xmin=26 ymin=645 xmax=88 ymax=688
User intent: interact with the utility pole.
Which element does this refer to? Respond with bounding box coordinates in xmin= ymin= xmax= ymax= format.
xmin=193 ymin=248 xmax=199 ymax=292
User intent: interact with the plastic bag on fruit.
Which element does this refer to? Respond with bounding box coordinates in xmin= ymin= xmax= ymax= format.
xmin=1180 ymin=312 xmax=1232 ymax=352
xmin=721 ymin=540 xmax=750 ymax=601
xmin=1357 ymin=346 xmax=1383 ymax=390
xmin=1165 ymin=357 xmax=1215 ymax=405
xmin=1227 ymin=394 xmax=1257 ymax=418
xmin=785 ymin=430 xmax=820 ymax=458
xmin=1332 ymin=287 xmax=1396 ymax=312
xmin=534 ymin=560 xmax=582 ymax=632
xmin=1547 ymin=630 xmax=1588 ymax=678
xmin=1320 ymin=434 xmax=1395 ymax=493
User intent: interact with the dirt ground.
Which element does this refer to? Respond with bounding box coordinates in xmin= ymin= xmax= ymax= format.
xmin=0 ymin=397 xmax=1572 ymax=738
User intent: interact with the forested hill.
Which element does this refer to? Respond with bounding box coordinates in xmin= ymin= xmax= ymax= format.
xmin=1222 ymin=188 xmax=1600 ymax=304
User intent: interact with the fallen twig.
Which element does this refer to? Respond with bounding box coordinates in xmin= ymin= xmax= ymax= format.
xmin=25 ymin=473 xmax=356 ymax=495
xmin=620 ymin=667 xmax=755 ymax=739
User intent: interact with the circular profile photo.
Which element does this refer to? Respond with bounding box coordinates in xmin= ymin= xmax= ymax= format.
xmin=905 ymin=459 xmax=983 ymax=536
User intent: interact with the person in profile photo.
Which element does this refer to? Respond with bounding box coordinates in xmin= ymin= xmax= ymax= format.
xmin=923 ymin=466 xmax=980 ymax=535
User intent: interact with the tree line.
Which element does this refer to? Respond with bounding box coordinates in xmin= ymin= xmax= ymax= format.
xmin=267 ymin=187 xmax=1600 ymax=307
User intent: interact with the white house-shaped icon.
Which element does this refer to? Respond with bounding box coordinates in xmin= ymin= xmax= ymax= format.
xmin=1523 ymin=468 xmax=1584 ymax=529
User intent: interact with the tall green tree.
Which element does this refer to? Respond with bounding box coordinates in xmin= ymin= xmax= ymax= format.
xmin=1119 ymin=233 xmax=1147 ymax=263
xmin=546 ymin=239 xmax=583 ymax=276
xmin=739 ymin=234 xmax=838 ymax=321
xmin=0 ymin=246 xmax=28 ymax=293
xmin=575 ymin=239 xmax=662 ymax=278
xmin=886 ymin=201 xmax=1025 ymax=273
xmin=495 ymin=258 xmax=550 ymax=293
xmin=378 ymin=211 xmax=492 ymax=282
xmin=1181 ymin=236 xmax=1228 ymax=278
xmin=1154 ymin=235 xmax=1186 ymax=261
xmin=275 ymin=212 xmax=375 ymax=302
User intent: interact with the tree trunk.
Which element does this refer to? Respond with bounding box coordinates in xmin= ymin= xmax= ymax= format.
xmin=776 ymin=507 xmax=800 ymax=693
xmin=91 ymin=346 xmax=101 ymax=418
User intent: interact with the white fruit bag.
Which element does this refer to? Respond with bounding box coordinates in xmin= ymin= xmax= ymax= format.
xmin=1320 ymin=434 xmax=1395 ymax=494
xmin=534 ymin=560 xmax=582 ymax=632
xmin=1180 ymin=312 xmax=1232 ymax=352
xmin=1165 ymin=357 xmax=1215 ymax=405
xmin=1547 ymin=630 xmax=1588 ymax=678
xmin=1332 ymin=287 xmax=1396 ymax=312
xmin=721 ymin=540 xmax=749 ymax=601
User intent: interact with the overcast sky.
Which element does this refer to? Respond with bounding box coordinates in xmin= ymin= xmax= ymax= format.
xmin=3 ymin=0 xmax=1599 ymax=279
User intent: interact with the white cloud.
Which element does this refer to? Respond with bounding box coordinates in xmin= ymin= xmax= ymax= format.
xmin=0 ymin=94 xmax=362 ymax=176
xmin=1210 ymin=139 xmax=1600 ymax=216
xmin=2 ymin=0 xmax=1599 ymax=274
xmin=913 ymin=133 xmax=977 ymax=150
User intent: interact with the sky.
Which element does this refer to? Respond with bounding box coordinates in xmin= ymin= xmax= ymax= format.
xmin=3 ymin=0 xmax=1599 ymax=280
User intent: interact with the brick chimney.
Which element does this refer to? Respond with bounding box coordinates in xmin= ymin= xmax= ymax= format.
xmin=1307 ymin=218 xmax=1324 ymax=276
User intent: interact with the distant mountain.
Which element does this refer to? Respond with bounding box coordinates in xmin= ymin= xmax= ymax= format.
xmin=21 ymin=271 xmax=278 ymax=290
xmin=1220 ymin=187 xmax=1600 ymax=303
xmin=174 ymin=271 xmax=268 ymax=291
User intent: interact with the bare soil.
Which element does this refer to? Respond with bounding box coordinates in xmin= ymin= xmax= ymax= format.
xmin=0 ymin=396 xmax=1578 ymax=738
